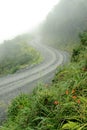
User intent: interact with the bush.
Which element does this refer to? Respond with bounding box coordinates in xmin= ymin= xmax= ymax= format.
xmin=71 ymin=47 xmax=80 ymax=62
xmin=0 ymin=40 xmax=42 ymax=76
xmin=79 ymin=31 xmax=87 ymax=46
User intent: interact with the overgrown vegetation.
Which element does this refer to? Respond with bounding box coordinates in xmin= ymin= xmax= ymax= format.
xmin=0 ymin=32 xmax=87 ymax=129
xmin=0 ymin=36 xmax=42 ymax=76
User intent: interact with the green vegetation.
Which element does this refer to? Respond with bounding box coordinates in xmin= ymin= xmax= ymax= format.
xmin=0 ymin=35 xmax=42 ymax=76
xmin=40 ymin=0 xmax=87 ymax=50
xmin=0 ymin=32 xmax=87 ymax=129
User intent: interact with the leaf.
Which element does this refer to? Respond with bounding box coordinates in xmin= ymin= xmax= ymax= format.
xmin=79 ymin=96 xmax=87 ymax=103
xmin=78 ymin=123 xmax=87 ymax=130
xmin=62 ymin=121 xmax=80 ymax=130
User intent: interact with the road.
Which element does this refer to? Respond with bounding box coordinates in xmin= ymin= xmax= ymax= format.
xmin=0 ymin=40 xmax=69 ymax=123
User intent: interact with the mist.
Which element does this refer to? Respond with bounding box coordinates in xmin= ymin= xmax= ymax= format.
xmin=40 ymin=0 xmax=87 ymax=48
xmin=0 ymin=0 xmax=87 ymax=128
xmin=0 ymin=0 xmax=60 ymax=44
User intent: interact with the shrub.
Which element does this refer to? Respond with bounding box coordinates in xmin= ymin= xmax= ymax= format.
xmin=79 ymin=31 xmax=87 ymax=46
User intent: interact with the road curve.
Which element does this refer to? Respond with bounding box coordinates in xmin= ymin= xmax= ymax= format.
xmin=0 ymin=40 xmax=69 ymax=123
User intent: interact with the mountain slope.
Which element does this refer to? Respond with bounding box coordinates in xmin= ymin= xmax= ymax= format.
xmin=41 ymin=0 xmax=87 ymax=48
xmin=0 ymin=31 xmax=87 ymax=130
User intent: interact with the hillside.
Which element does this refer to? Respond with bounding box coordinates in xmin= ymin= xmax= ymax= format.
xmin=0 ymin=32 xmax=87 ymax=130
xmin=0 ymin=35 xmax=42 ymax=76
xmin=41 ymin=0 xmax=87 ymax=49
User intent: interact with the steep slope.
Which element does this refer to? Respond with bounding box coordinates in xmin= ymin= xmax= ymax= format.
xmin=41 ymin=0 xmax=87 ymax=48
xmin=0 ymin=31 xmax=87 ymax=130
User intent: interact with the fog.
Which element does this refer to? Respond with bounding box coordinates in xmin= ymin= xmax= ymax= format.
xmin=0 ymin=1 xmax=87 ymax=126
xmin=41 ymin=0 xmax=87 ymax=47
xmin=0 ymin=0 xmax=60 ymax=43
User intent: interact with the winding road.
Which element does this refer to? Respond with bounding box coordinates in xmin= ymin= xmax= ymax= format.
xmin=0 ymin=40 xmax=69 ymax=123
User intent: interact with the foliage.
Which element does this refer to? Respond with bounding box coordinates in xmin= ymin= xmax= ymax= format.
xmin=0 ymin=32 xmax=87 ymax=130
xmin=79 ymin=31 xmax=87 ymax=46
xmin=0 ymin=37 xmax=42 ymax=76
xmin=71 ymin=32 xmax=87 ymax=62
xmin=71 ymin=47 xmax=80 ymax=62
xmin=40 ymin=0 xmax=87 ymax=49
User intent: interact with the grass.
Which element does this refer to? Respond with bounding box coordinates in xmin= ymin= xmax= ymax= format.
xmin=0 ymin=32 xmax=87 ymax=130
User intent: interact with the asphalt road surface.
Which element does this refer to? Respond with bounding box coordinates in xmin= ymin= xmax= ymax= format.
xmin=0 ymin=40 xmax=69 ymax=124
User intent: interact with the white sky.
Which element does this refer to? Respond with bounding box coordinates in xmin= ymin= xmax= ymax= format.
xmin=0 ymin=0 xmax=60 ymax=43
